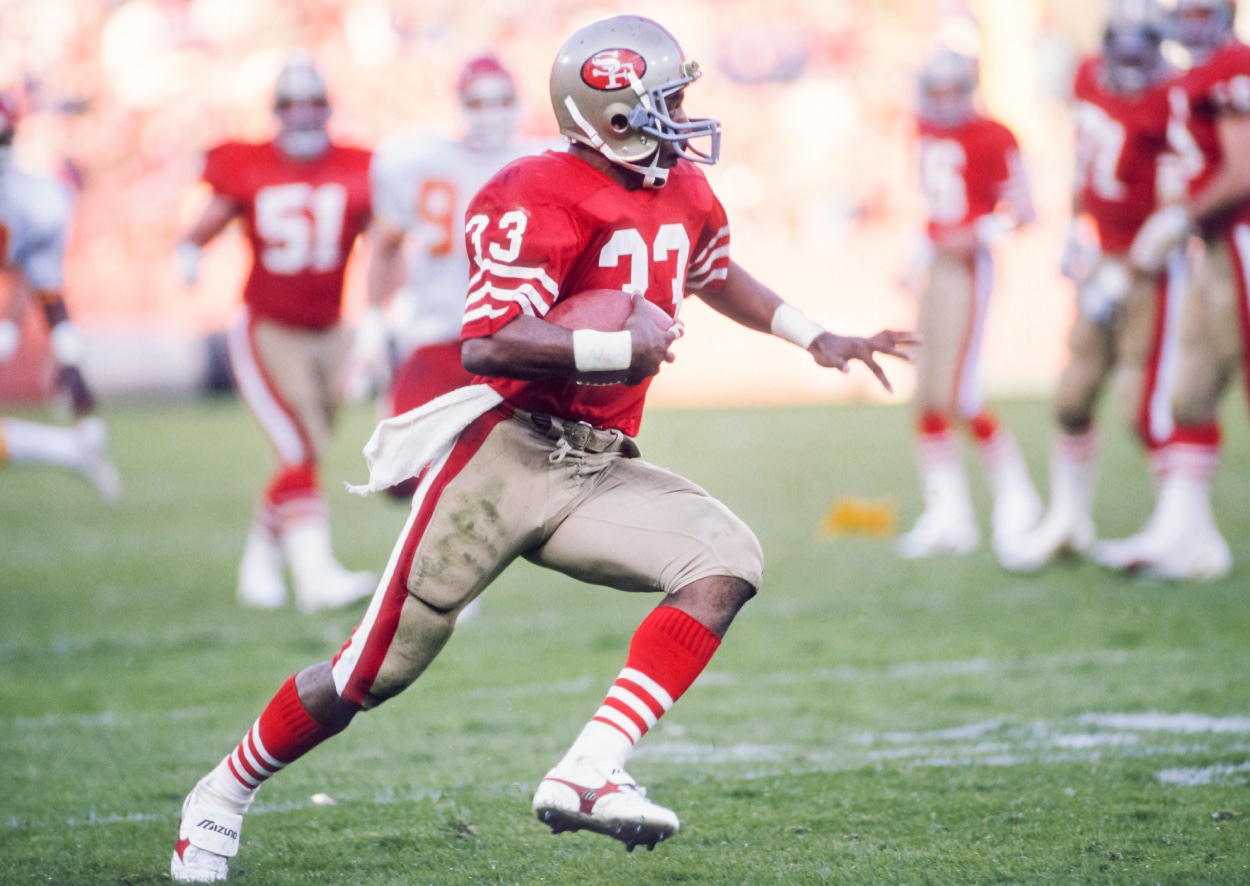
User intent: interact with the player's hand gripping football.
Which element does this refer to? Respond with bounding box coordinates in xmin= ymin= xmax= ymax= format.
xmin=808 ymin=329 xmax=921 ymax=394
xmin=622 ymin=290 xmax=684 ymax=386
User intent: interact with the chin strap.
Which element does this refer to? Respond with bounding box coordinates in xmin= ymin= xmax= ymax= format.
xmin=562 ymin=95 xmax=669 ymax=188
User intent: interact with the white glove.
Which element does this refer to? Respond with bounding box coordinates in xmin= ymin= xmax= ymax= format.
xmin=175 ymin=241 xmax=202 ymax=287
xmin=0 ymin=319 xmax=19 ymax=363
xmin=1129 ymin=205 xmax=1191 ymax=273
xmin=1077 ymin=259 xmax=1130 ymax=325
xmin=50 ymin=321 xmax=84 ymax=367
xmin=974 ymin=213 xmax=1016 ymax=247
xmin=346 ymin=306 xmax=391 ymax=400
xmin=898 ymin=236 xmax=935 ymax=296
xmin=1059 ymin=219 xmax=1100 ymax=284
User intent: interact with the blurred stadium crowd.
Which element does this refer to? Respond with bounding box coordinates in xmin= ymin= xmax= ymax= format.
xmin=0 ymin=0 xmax=1111 ymax=405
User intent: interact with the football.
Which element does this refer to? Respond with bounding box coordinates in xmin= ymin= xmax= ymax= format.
xmin=545 ymin=289 xmax=675 ymax=385
xmin=545 ymin=288 xmax=674 ymax=333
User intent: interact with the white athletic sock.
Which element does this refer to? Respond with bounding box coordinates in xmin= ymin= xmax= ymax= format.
xmin=201 ymin=757 xmax=259 ymax=816
xmin=1 ymin=417 xmax=82 ymax=469
xmin=559 ymin=719 xmax=635 ymax=772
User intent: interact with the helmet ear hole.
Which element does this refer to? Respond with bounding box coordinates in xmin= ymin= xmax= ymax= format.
xmin=609 ymin=113 xmax=631 ymax=133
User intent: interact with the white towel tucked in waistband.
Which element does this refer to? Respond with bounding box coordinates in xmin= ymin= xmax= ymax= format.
xmin=345 ymin=384 xmax=503 ymax=496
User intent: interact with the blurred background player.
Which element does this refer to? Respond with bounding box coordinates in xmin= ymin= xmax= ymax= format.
xmin=356 ymin=53 xmax=558 ymax=501
xmin=895 ymin=42 xmax=1041 ymax=563
xmin=175 ymin=51 xmax=376 ymax=612
xmin=1094 ymin=0 xmax=1250 ymax=580
xmin=1001 ymin=0 xmax=1179 ymax=572
xmin=0 ymin=90 xmax=119 ymax=504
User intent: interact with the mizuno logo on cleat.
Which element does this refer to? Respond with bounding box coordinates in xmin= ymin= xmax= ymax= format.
xmin=196 ymin=819 xmax=239 ymax=840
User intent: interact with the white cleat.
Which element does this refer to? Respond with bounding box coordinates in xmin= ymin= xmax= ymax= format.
xmin=997 ymin=507 xmax=1094 ymax=573
xmin=75 ymin=417 xmax=121 ymax=504
xmin=170 ymin=779 xmax=241 ymax=883
xmin=1092 ymin=471 xmax=1230 ymax=581
xmin=1140 ymin=532 xmax=1231 ymax=581
xmin=1090 ymin=532 xmax=1154 ymax=572
xmin=533 ymin=762 xmax=680 ymax=852
xmin=237 ymin=528 xmax=288 ymax=609
xmin=281 ymin=517 xmax=377 ymax=614
xmin=896 ymin=509 xmax=980 ymax=559
xmin=1093 ymin=530 xmax=1231 ymax=582
xmin=455 ymin=596 xmax=483 ymax=625
xmin=295 ymin=565 xmax=377 ymax=615
xmin=989 ymin=479 xmax=1043 ymax=564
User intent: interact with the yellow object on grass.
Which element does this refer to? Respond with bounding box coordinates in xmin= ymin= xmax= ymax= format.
xmin=820 ymin=497 xmax=898 ymax=539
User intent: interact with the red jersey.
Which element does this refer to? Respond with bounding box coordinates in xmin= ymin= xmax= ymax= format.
xmin=916 ymin=114 xmax=1032 ymax=241
xmin=461 ymin=150 xmax=731 ymax=436
xmin=202 ymin=141 xmax=372 ymax=328
xmin=1072 ymin=57 xmax=1174 ymax=253
xmin=1168 ymin=39 xmax=1250 ymax=234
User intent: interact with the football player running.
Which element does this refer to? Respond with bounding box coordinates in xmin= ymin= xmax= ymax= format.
xmin=895 ymin=44 xmax=1042 ymax=563
xmin=1093 ymin=0 xmax=1250 ymax=580
xmin=1000 ymin=0 xmax=1180 ymax=572
xmin=356 ymin=53 xmax=560 ymax=502
xmin=175 ymin=51 xmax=377 ymax=613
xmin=0 ymin=91 xmax=119 ymax=503
xmin=169 ymin=16 xmax=917 ymax=882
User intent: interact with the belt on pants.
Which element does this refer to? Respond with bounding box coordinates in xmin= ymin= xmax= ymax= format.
xmin=507 ymin=406 xmax=641 ymax=462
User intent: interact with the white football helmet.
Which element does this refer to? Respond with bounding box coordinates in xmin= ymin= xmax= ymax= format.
xmin=917 ymin=46 xmax=978 ymax=126
xmin=550 ymin=15 xmax=720 ymax=188
xmin=1167 ymin=0 xmax=1237 ymax=58
xmin=273 ymin=50 xmax=331 ymax=160
xmin=457 ymin=54 xmax=519 ymax=153
xmin=1103 ymin=0 xmax=1167 ymax=93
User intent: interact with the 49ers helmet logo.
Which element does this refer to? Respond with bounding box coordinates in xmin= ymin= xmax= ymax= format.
xmin=581 ymin=49 xmax=647 ymax=91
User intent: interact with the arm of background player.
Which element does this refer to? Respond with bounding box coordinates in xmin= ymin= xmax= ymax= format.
xmin=365 ymin=219 xmax=406 ymax=312
xmin=348 ymin=218 xmax=407 ymax=394
xmin=175 ymin=193 xmax=242 ymax=286
xmin=693 ymin=260 xmax=918 ymax=393
xmin=1186 ymin=112 xmax=1250 ymax=226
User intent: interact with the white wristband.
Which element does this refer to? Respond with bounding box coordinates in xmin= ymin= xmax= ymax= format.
xmin=50 ymin=321 xmax=84 ymax=367
xmin=770 ymin=303 xmax=825 ymax=349
xmin=0 ymin=318 xmax=19 ymax=362
xmin=572 ymin=328 xmax=632 ymax=372
xmin=175 ymin=241 xmax=202 ymax=286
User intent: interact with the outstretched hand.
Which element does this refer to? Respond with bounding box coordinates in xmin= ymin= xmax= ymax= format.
xmin=808 ymin=329 xmax=921 ymax=394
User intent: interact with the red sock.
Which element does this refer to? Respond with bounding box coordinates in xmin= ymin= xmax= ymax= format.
xmin=1166 ymin=422 xmax=1221 ymax=483
xmin=590 ymin=606 xmax=721 ymax=747
xmin=265 ymin=464 xmax=324 ymax=525
xmin=225 ymin=676 xmax=344 ymax=791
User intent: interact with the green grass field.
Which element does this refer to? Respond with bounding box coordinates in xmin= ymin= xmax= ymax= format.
xmin=2 ymin=395 xmax=1248 ymax=885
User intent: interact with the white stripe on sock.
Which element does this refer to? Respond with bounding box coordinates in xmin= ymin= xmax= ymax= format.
xmin=606 ymin=685 xmax=660 ymax=729
xmin=594 ymin=705 xmax=643 ymax=743
xmin=619 ymin=668 xmax=674 ymax=711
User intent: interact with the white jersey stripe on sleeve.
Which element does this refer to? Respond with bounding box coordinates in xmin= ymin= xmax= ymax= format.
xmin=687 ymin=266 xmax=729 ymax=289
xmin=462 ymin=302 xmax=516 ymax=325
xmin=688 ymin=244 xmax=731 ymax=282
